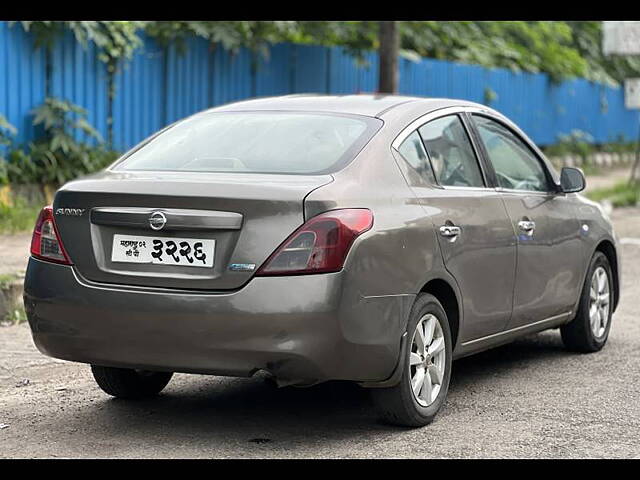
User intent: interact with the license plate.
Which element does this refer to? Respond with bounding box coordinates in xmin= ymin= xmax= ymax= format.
xmin=111 ymin=234 xmax=215 ymax=268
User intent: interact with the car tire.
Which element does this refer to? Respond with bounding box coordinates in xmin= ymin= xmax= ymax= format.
xmin=561 ymin=251 xmax=613 ymax=353
xmin=91 ymin=365 xmax=173 ymax=399
xmin=371 ymin=293 xmax=453 ymax=427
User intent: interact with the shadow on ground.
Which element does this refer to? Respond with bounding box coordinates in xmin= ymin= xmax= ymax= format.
xmin=450 ymin=330 xmax=568 ymax=388
xmin=55 ymin=330 xmax=576 ymax=452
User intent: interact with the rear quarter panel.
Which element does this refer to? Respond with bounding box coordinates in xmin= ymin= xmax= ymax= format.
xmin=303 ymin=121 xmax=454 ymax=371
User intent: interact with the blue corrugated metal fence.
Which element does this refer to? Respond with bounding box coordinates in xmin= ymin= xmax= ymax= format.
xmin=1 ymin=21 xmax=638 ymax=151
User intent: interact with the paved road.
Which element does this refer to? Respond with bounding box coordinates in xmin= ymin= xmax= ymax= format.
xmin=1 ymin=208 xmax=639 ymax=459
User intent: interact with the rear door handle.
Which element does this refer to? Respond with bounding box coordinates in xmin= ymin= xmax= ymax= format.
xmin=518 ymin=220 xmax=535 ymax=232
xmin=439 ymin=225 xmax=461 ymax=238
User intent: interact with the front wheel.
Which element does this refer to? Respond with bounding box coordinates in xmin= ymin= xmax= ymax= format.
xmin=371 ymin=293 xmax=453 ymax=427
xmin=91 ymin=365 xmax=173 ymax=399
xmin=561 ymin=251 xmax=614 ymax=353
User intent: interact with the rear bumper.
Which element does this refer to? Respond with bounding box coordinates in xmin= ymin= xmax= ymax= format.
xmin=24 ymin=257 xmax=409 ymax=385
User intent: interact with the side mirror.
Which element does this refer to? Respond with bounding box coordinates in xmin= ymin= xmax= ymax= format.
xmin=560 ymin=167 xmax=586 ymax=193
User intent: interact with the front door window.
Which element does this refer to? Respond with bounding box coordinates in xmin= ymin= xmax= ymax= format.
xmin=472 ymin=115 xmax=550 ymax=192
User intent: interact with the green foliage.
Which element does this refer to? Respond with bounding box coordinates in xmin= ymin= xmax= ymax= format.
xmin=0 ymin=273 xmax=21 ymax=288
xmin=144 ymin=21 xmax=301 ymax=62
xmin=15 ymin=21 xmax=66 ymax=50
xmin=14 ymin=21 xmax=144 ymax=148
xmin=598 ymin=135 xmax=639 ymax=155
xmin=284 ymin=21 xmax=379 ymax=61
xmin=33 ymin=98 xmax=102 ymax=147
xmin=13 ymin=21 xmax=640 ymax=85
xmin=16 ymin=21 xmax=142 ymax=67
xmin=549 ymin=130 xmax=595 ymax=161
xmin=3 ymin=143 xmax=117 ymax=186
xmin=543 ymin=130 xmax=638 ymax=160
xmin=568 ymin=22 xmax=640 ymax=86
xmin=3 ymin=306 xmax=27 ymax=325
xmin=283 ymin=21 xmax=640 ymax=85
xmin=542 ymin=131 xmax=639 ymax=176
xmin=0 ymin=114 xmax=16 ymax=148
xmin=272 ymin=21 xmax=592 ymax=83
xmin=543 ymin=130 xmax=635 ymax=172
xmin=0 ymin=98 xmax=119 ymax=186
xmin=587 ymin=180 xmax=640 ymax=207
xmin=69 ymin=21 xmax=143 ymax=73
xmin=0 ymin=115 xmax=17 ymax=181
xmin=401 ymin=22 xmax=587 ymax=83
xmin=0 ymin=195 xmax=43 ymax=234
xmin=483 ymin=87 xmax=498 ymax=105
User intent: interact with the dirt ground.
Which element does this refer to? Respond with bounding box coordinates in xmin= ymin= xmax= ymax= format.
xmin=0 ymin=233 xmax=30 ymax=276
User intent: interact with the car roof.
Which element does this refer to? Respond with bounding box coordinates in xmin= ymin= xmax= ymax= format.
xmin=208 ymin=94 xmax=485 ymax=118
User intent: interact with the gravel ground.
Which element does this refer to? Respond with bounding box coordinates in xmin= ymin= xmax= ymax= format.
xmin=0 ymin=208 xmax=639 ymax=459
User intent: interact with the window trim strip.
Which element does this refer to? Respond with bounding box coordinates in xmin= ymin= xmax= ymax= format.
xmin=391 ymin=105 xmax=561 ymax=193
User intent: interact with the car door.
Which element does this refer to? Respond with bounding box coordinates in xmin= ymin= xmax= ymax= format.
xmin=393 ymin=111 xmax=517 ymax=343
xmin=469 ymin=113 xmax=583 ymax=329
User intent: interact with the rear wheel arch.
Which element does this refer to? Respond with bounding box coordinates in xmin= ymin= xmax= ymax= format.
xmin=359 ymin=277 xmax=461 ymax=389
xmin=419 ymin=279 xmax=461 ymax=350
xmin=594 ymin=240 xmax=619 ymax=312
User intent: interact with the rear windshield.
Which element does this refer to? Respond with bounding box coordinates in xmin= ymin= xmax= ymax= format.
xmin=113 ymin=111 xmax=381 ymax=175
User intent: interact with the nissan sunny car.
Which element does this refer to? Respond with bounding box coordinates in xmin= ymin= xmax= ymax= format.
xmin=24 ymin=94 xmax=620 ymax=427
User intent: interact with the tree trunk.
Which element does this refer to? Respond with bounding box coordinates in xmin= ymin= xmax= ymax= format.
xmin=106 ymin=73 xmax=114 ymax=150
xmin=631 ymin=145 xmax=640 ymax=184
xmin=106 ymin=61 xmax=117 ymax=150
xmin=378 ymin=21 xmax=399 ymax=94
xmin=45 ymin=46 xmax=52 ymax=98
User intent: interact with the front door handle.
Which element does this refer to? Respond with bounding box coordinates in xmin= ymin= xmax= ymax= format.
xmin=439 ymin=225 xmax=461 ymax=238
xmin=518 ymin=220 xmax=536 ymax=232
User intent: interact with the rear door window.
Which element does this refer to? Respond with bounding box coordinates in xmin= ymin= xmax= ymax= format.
xmin=418 ymin=115 xmax=485 ymax=188
xmin=397 ymin=130 xmax=436 ymax=183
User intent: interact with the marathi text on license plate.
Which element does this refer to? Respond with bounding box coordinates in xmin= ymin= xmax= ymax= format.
xmin=111 ymin=234 xmax=215 ymax=268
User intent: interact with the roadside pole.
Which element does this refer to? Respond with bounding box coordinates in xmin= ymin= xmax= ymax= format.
xmin=603 ymin=21 xmax=640 ymax=184
xmin=633 ymin=120 xmax=640 ymax=184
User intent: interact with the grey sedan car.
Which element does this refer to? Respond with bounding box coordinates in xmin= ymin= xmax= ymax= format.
xmin=24 ymin=94 xmax=620 ymax=427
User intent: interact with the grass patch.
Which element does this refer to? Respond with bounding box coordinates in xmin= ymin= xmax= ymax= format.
xmin=586 ymin=180 xmax=640 ymax=208
xmin=1 ymin=305 xmax=27 ymax=326
xmin=581 ymin=163 xmax=601 ymax=176
xmin=0 ymin=272 xmax=21 ymax=288
xmin=0 ymin=273 xmax=25 ymax=326
xmin=0 ymin=196 xmax=42 ymax=234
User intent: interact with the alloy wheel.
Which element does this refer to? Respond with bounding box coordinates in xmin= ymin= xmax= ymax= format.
xmin=589 ymin=266 xmax=610 ymax=339
xmin=409 ymin=313 xmax=447 ymax=407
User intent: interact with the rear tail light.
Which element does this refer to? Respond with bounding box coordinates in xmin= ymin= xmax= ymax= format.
xmin=256 ymin=208 xmax=373 ymax=276
xmin=30 ymin=206 xmax=72 ymax=265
